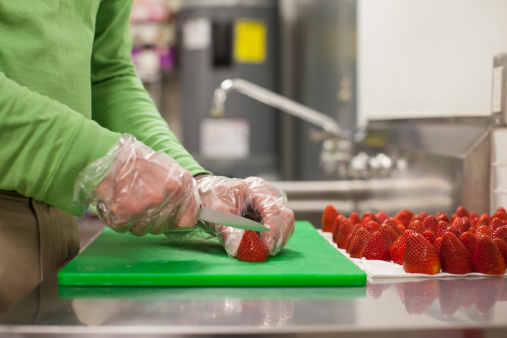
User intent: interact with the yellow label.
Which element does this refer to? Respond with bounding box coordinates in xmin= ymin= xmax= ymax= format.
xmin=234 ymin=19 xmax=266 ymax=64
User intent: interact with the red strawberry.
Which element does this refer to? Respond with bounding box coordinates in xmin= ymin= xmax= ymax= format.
xmin=364 ymin=220 xmax=380 ymax=233
xmin=454 ymin=217 xmax=471 ymax=235
xmin=476 ymin=213 xmax=491 ymax=227
xmin=492 ymin=226 xmax=507 ymax=243
xmin=435 ymin=211 xmax=450 ymax=223
xmin=332 ymin=215 xmax=348 ymax=243
xmin=422 ymin=230 xmax=436 ymax=246
xmin=321 ymin=204 xmax=339 ymax=232
xmin=439 ymin=232 xmax=473 ymax=274
xmin=408 ymin=220 xmax=425 ymax=234
xmin=361 ymin=231 xmax=391 ymax=261
xmin=469 ymin=212 xmax=479 ymax=227
xmin=237 ymin=230 xmax=269 ymax=262
xmin=493 ymin=238 xmax=507 ymax=265
xmin=361 ymin=211 xmax=378 ymax=224
xmin=390 ymin=230 xmax=413 ymax=265
xmin=403 ymin=232 xmax=441 ymax=275
xmin=473 ymin=236 xmax=506 ymax=275
xmin=433 ymin=236 xmax=443 ymax=255
xmin=383 ymin=218 xmax=403 ymax=236
xmin=489 ymin=217 xmax=504 ymax=231
xmin=375 ymin=211 xmax=389 ymax=225
xmin=460 ymin=231 xmax=478 ymax=259
xmin=422 ymin=215 xmax=438 ymax=234
xmin=348 ymin=212 xmax=361 ymax=225
xmin=395 ymin=209 xmax=414 ymax=228
xmin=379 ymin=224 xmax=399 ymax=248
xmin=436 ymin=220 xmax=450 ymax=237
xmin=348 ymin=227 xmax=373 ymax=258
xmin=475 ymin=225 xmax=492 ymax=238
xmin=492 ymin=208 xmax=507 ymax=221
xmin=455 ymin=205 xmax=469 ymax=218
xmin=344 ymin=224 xmax=363 ymax=252
xmin=336 ymin=219 xmax=353 ymax=249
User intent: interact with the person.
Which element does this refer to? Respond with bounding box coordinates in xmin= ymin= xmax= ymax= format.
xmin=0 ymin=1 xmax=295 ymax=315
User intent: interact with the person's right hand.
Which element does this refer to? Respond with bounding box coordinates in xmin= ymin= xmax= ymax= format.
xmin=75 ymin=134 xmax=200 ymax=236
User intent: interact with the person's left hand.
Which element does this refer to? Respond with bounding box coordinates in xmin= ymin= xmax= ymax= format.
xmin=194 ymin=175 xmax=295 ymax=257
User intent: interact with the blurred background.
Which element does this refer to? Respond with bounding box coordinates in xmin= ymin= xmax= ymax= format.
xmin=128 ymin=0 xmax=507 ymax=224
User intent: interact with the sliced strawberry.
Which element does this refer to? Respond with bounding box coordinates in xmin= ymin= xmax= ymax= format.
xmin=422 ymin=230 xmax=436 ymax=246
xmin=390 ymin=230 xmax=413 ymax=265
xmin=348 ymin=227 xmax=373 ymax=258
xmin=472 ymin=236 xmax=506 ymax=275
xmin=348 ymin=212 xmax=361 ymax=226
xmin=408 ymin=220 xmax=425 ymax=234
xmin=493 ymin=238 xmax=507 ymax=265
xmin=379 ymin=224 xmax=399 ymax=248
xmin=439 ymin=232 xmax=473 ymax=274
xmin=375 ymin=211 xmax=389 ymax=225
xmin=455 ymin=205 xmax=470 ymax=218
xmin=460 ymin=231 xmax=478 ymax=259
xmin=394 ymin=209 xmax=414 ymax=228
xmin=361 ymin=231 xmax=391 ymax=261
xmin=422 ymin=215 xmax=438 ymax=234
xmin=403 ymin=232 xmax=441 ymax=275
xmin=492 ymin=226 xmax=507 ymax=243
xmin=321 ymin=204 xmax=339 ymax=232
xmin=237 ymin=230 xmax=269 ymax=262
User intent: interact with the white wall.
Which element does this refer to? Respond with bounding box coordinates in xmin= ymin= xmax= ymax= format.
xmin=357 ymin=0 xmax=507 ymax=127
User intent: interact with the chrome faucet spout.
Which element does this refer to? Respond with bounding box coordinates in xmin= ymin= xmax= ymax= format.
xmin=210 ymin=78 xmax=342 ymax=138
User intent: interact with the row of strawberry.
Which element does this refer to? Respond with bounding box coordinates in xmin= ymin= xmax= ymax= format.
xmin=321 ymin=205 xmax=507 ymax=275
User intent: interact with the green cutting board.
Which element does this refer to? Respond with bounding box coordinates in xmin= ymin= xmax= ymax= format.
xmin=58 ymin=221 xmax=366 ymax=287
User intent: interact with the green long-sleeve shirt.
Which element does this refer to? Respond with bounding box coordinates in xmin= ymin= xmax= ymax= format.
xmin=0 ymin=1 xmax=208 ymax=216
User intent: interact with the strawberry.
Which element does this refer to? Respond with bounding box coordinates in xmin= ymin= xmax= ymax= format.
xmin=436 ymin=220 xmax=450 ymax=237
xmin=364 ymin=220 xmax=380 ymax=233
xmin=344 ymin=224 xmax=363 ymax=252
xmin=336 ymin=218 xmax=353 ymax=249
xmin=332 ymin=215 xmax=348 ymax=243
xmin=472 ymin=236 xmax=506 ymax=275
xmin=379 ymin=224 xmax=399 ymax=248
xmin=395 ymin=209 xmax=414 ymax=228
xmin=469 ymin=212 xmax=479 ymax=227
xmin=475 ymin=225 xmax=492 ymax=238
xmin=321 ymin=204 xmax=339 ymax=232
xmin=422 ymin=215 xmax=438 ymax=234
xmin=237 ymin=230 xmax=269 ymax=262
xmin=492 ymin=226 xmax=507 ymax=243
xmin=489 ymin=217 xmax=504 ymax=231
xmin=408 ymin=220 xmax=425 ymax=234
xmin=439 ymin=232 xmax=473 ymax=274
xmin=454 ymin=217 xmax=471 ymax=235
xmin=361 ymin=231 xmax=391 ymax=261
xmin=361 ymin=211 xmax=378 ymax=224
xmin=375 ymin=211 xmax=389 ymax=225
xmin=403 ymin=232 xmax=441 ymax=275
xmin=433 ymin=236 xmax=443 ymax=255
xmin=390 ymin=230 xmax=413 ymax=265
xmin=475 ymin=213 xmax=491 ymax=227
xmin=460 ymin=231 xmax=478 ymax=259
xmin=493 ymin=238 xmax=507 ymax=265
xmin=348 ymin=212 xmax=360 ymax=226
xmin=492 ymin=208 xmax=507 ymax=221
xmin=456 ymin=205 xmax=470 ymax=218
xmin=383 ymin=218 xmax=403 ymax=236
xmin=348 ymin=227 xmax=373 ymax=258
xmin=435 ymin=211 xmax=450 ymax=223
xmin=422 ymin=230 xmax=436 ymax=246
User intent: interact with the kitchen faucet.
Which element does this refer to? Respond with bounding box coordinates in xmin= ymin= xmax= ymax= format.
xmin=210 ymin=78 xmax=354 ymax=176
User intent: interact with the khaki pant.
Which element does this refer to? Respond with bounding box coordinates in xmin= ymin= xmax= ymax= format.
xmin=0 ymin=190 xmax=80 ymax=315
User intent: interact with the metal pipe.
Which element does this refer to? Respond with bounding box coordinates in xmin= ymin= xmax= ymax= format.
xmin=211 ymin=78 xmax=342 ymax=137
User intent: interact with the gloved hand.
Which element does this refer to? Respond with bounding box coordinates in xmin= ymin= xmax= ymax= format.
xmin=195 ymin=175 xmax=295 ymax=257
xmin=74 ymin=134 xmax=200 ymax=236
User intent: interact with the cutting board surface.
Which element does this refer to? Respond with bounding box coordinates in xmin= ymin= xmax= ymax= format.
xmin=58 ymin=221 xmax=366 ymax=287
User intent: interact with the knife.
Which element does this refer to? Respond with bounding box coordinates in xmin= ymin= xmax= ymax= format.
xmin=198 ymin=206 xmax=270 ymax=232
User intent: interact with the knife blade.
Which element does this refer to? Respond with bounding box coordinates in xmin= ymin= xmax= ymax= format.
xmin=198 ymin=206 xmax=269 ymax=232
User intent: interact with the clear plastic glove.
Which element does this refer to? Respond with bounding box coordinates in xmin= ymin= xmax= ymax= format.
xmin=74 ymin=134 xmax=200 ymax=236
xmin=195 ymin=175 xmax=295 ymax=257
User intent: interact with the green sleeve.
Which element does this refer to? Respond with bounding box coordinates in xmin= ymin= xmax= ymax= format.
xmin=0 ymin=72 xmax=120 ymax=215
xmin=91 ymin=0 xmax=209 ymax=176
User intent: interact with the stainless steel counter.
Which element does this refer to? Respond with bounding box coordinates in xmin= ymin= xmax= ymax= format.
xmin=1 ymin=220 xmax=507 ymax=337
